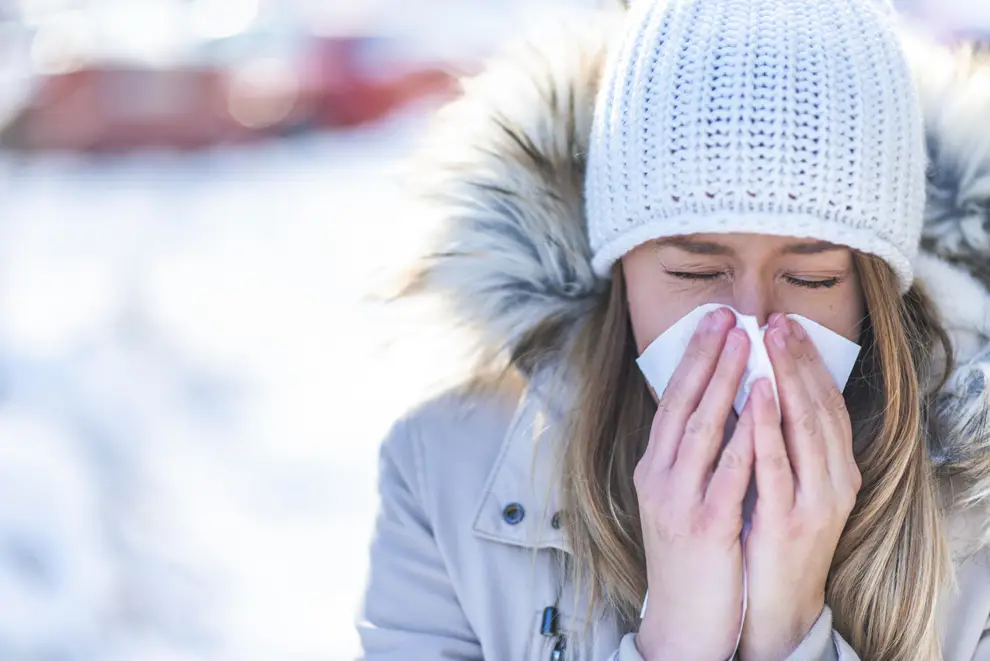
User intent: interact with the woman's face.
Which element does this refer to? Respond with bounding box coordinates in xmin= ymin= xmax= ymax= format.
xmin=621 ymin=233 xmax=866 ymax=355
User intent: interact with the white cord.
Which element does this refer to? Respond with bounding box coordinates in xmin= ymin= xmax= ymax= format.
xmin=729 ymin=524 xmax=750 ymax=660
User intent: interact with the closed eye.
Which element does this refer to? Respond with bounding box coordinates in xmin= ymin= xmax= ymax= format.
xmin=785 ymin=276 xmax=842 ymax=290
xmin=666 ymin=270 xmax=727 ymax=281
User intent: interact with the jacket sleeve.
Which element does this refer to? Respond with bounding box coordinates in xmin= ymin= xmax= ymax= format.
xmin=604 ymin=633 xmax=646 ymax=660
xmin=602 ymin=608 xmax=858 ymax=661
xmin=356 ymin=417 xmax=484 ymax=660
xmin=779 ymin=606 xmax=859 ymax=661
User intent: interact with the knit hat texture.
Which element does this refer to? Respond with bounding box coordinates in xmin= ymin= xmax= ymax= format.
xmin=585 ymin=0 xmax=925 ymax=292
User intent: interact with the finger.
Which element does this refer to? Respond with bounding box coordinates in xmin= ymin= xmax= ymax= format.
xmin=704 ymin=400 xmax=755 ymax=520
xmin=675 ymin=328 xmax=750 ymax=485
xmin=637 ymin=406 xmax=666 ymax=475
xmin=648 ymin=307 xmax=735 ymax=469
xmin=752 ymin=378 xmax=795 ymax=514
xmin=765 ymin=317 xmax=828 ymax=489
xmin=786 ymin=318 xmax=856 ymax=489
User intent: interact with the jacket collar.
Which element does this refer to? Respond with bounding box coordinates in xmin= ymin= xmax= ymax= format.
xmin=472 ymin=371 xmax=572 ymax=553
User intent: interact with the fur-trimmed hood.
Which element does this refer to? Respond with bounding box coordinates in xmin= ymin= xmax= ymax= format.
xmin=402 ymin=6 xmax=990 ymax=526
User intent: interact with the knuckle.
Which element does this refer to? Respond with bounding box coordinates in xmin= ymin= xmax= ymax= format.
xmin=778 ymin=515 xmax=808 ymax=539
xmin=774 ymin=349 xmax=798 ymax=375
xmin=766 ymin=452 xmax=791 ymax=474
xmin=849 ymin=462 xmax=863 ymax=493
xmin=705 ymin=502 xmax=740 ymax=531
xmin=688 ymin=508 xmax=719 ymax=537
xmin=784 ymin=518 xmax=808 ymax=539
xmin=822 ymin=387 xmax=848 ymax=417
xmin=686 ymin=335 xmax=719 ymax=364
xmin=684 ymin=412 xmax=716 ymax=440
xmin=719 ymin=447 xmax=744 ymax=471
xmin=798 ymin=411 xmax=820 ymax=438
xmin=657 ymin=388 xmax=683 ymax=415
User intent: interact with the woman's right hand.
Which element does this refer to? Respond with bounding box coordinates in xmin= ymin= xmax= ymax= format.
xmin=633 ymin=307 xmax=755 ymax=661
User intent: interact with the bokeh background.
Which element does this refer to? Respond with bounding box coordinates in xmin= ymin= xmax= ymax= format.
xmin=0 ymin=1 xmax=985 ymax=660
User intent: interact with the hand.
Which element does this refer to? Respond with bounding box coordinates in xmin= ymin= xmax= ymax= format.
xmin=738 ymin=315 xmax=862 ymax=661
xmin=634 ymin=307 xmax=754 ymax=661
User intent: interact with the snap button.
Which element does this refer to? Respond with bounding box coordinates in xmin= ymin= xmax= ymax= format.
xmin=551 ymin=511 xmax=562 ymax=530
xmin=502 ymin=503 xmax=525 ymax=525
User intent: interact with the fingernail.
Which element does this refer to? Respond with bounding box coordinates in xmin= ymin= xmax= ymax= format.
xmin=700 ymin=311 xmax=718 ymax=333
xmin=770 ymin=326 xmax=788 ymax=349
xmin=768 ymin=312 xmax=783 ymax=327
xmin=791 ymin=320 xmax=807 ymax=341
xmin=704 ymin=308 xmax=728 ymax=333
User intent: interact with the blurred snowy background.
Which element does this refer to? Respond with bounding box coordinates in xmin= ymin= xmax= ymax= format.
xmin=0 ymin=1 xmax=985 ymax=660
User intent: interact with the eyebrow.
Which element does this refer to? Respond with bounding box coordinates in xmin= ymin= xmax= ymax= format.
xmin=780 ymin=241 xmax=844 ymax=255
xmin=656 ymin=237 xmax=844 ymax=256
xmin=656 ymin=237 xmax=732 ymax=255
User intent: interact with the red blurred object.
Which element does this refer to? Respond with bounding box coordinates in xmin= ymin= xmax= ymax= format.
xmin=4 ymin=66 xmax=244 ymax=152
xmin=2 ymin=34 xmax=458 ymax=153
xmin=300 ymin=35 xmax=457 ymax=129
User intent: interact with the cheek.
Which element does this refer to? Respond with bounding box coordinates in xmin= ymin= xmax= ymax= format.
xmin=780 ymin=289 xmax=865 ymax=343
xmin=622 ymin=251 xmax=723 ymax=354
xmin=624 ymin=277 xmax=701 ymax=354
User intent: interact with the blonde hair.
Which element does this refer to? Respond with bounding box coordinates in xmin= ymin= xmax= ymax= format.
xmin=557 ymin=253 xmax=953 ymax=660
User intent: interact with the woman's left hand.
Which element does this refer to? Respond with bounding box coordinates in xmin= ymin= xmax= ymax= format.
xmin=738 ymin=314 xmax=862 ymax=661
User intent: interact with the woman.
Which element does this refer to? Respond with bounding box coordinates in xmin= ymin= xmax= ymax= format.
xmin=358 ymin=0 xmax=990 ymax=659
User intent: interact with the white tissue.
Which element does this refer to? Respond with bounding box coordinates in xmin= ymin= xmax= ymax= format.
xmin=636 ymin=303 xmax=861 ymax=417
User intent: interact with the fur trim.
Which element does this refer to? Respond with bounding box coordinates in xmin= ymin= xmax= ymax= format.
xmin=399 ymin=13 xmax=615 ymax=375
xmin=909 ymin=33 xmax=990 ymax=289
xmin=403 ymin=7 xmax=990 ymax=530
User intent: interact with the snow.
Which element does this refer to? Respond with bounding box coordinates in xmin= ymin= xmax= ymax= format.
xmin=0 ymin=110 xmax=461 ymax=660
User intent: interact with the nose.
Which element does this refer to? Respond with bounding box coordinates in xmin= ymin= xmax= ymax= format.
xmin=730 ymin=275 xmax=775 ymax=326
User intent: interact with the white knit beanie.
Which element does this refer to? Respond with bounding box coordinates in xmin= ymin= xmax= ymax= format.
xmin=585 ymin=0 xmax=925 ymax=293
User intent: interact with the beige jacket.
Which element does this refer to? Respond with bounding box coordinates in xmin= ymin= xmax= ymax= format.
xmin=357 ymin=5 xmax=990 ymax=659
